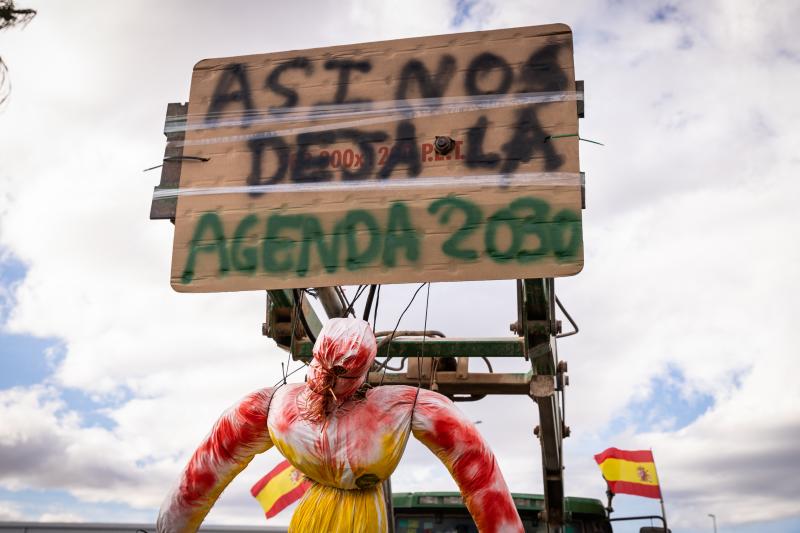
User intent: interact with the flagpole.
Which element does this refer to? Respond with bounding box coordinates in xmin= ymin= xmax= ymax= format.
xmin=603 ymin=478 xmax=614 ymax=516
xmin=650 ymin=448 xmax=668 ymax=532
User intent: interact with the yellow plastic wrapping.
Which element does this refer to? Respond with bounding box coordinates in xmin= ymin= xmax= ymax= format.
xmin=290 ymin=482 xmax=388 ymax=532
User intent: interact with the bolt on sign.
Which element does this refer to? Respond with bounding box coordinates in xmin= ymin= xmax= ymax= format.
xmin=166 ymin=23 xmax=584 ymax=292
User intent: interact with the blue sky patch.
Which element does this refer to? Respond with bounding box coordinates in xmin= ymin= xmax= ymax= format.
xmin=451 ymin=0 xmax=478 ymax=27
xmin=0 ymin=250 xmax=63 ymax=390
xmin=0 ymin=333 xmax=61 ymax=389
xmin=649 ymin=4 xmax=679 ymax=23
xmin=0 ymin=486 xmax=152 ymax=522
xmin=0 ymin=251 xmax=68 ymax=390
xmin=0 ymin=252 xmax=26 ymax=287
xmin=0 ymin=251 xmax=25 ymax=324
xmin=609 ymin=366 xmax=714 ymax=434
xmin=1 ymin=250 xmax=118 ymax=429
xmin=59 ymin=387 xmax=120 ymax=431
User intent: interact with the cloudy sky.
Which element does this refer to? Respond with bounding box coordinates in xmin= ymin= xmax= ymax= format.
xmin=1 ymin=0 xmax=798 ymax=531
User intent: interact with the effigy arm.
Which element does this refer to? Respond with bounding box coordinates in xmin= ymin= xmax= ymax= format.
xmin=157 ymin=388 xmax=275 ymax=532
xmin=411 ymin=389 xmax=524 ymax=533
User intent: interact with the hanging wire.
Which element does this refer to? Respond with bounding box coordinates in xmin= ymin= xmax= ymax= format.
xmin=377 ymin=283 xmax=428 ymax=384
xmin=372 ymin=329 xmax=445 ymax=372
xmin=337 ymin=286 xmax=353 ymax=317
xmin=371 ymin=285 xmax=381 ymax=330
xmin=422 ymin=283 xmax=433 ymax=389
xmin=379 ymin=357 xmax=407 ymax=372
xmin=555 ymin=295 xmax=579 ymax=338
xmin=544 ymin=132 xmax=604 ymax=146
xmin=555 ymin=335 xmax=566 ymax=437
xmin=271 ymin=362 xmax=307 ymax=388
xmin=272 ymin=301 xmax=311 ymax=391
xmin=0 ymin=58 xmax=9 ymax=110
xmin=264 ymin=290 xmax=270 ymax=337
xmin=142 ymin=155 xmax=210 ymax=172
xmin=341 ymin=284 xmax=367 ymax=317
xmin=283 ymin=295 xmax=299 ymax=386
xmin=362 ymin=284 xmax=378 ymax=321
xmin=292 ymin=288 xmax=317 ymax=344
xmin=303 ymin=287 xmax=319 ymax=299
xmin=375 ymin=330 xmax=444 ymax=348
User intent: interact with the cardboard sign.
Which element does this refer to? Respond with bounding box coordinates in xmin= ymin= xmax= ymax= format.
xmin=169 ymin=23 xmax=583 ymax=292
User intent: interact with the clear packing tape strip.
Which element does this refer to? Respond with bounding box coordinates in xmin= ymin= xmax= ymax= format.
xmin=153 ymin=172 xmax=582 ymax=199
xmin=167 ymin=90 xmax=582 ymax=141
xmin=153 ymin=90 xmax=584 ymax=199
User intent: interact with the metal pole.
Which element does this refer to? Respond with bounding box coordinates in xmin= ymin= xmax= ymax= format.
xmin=650 ymin=448 xmax=668 ymax=532
xmin=316 ymin=287 xmax=345 ymax=318
xmin=658 ymin=498 xmax=668 ymax=532
xmin=708 ymin=513 xmax=717 ymax=533
xmin=382 ymin=476 xmax=395 ymax=533
xmin=604 ymin=483 xmax=615 ymax=516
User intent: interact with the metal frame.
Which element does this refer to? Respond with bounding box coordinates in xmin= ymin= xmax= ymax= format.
xmin=260 ymin=279 xmax=569 ymax=528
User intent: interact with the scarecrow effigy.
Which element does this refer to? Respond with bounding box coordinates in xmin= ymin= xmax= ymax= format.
xmin=157 ymin=318 xmax=524 ymax=532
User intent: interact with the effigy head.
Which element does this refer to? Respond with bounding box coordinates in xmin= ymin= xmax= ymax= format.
xmin=306 ymin=318 xmax=377 ymax=404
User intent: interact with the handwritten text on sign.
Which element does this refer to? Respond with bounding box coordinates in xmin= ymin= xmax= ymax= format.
xmin=169 ymin=24 xmax=583 ymax=291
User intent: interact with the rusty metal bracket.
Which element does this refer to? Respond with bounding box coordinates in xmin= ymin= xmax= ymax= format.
xmin=370 ymin=371 xmax=531 ymax=395
xmin=530 ymin=375 xmax=555 ymax=398
xmin=456 ymin=357 xmax=469 ymax=380
xmin=262 ymin=289 xmax=323 ymax=351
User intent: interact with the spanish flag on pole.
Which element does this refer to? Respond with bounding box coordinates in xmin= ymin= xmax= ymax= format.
xmin=594 ymin=448 xmax=662 ymax=499
xmin=251 ymin=460 xmax=311 ymax=519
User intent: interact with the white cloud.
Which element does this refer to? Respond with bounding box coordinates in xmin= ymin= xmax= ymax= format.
xmin=38 ymin=511 xmax=85 ymax=522
xmin=0 ymin=500 xmax=24 ymax=520
xmin=0 ymin=386 xmax=162 ymax=505
xmin=0 ymin=0 xmax=798 ymax=530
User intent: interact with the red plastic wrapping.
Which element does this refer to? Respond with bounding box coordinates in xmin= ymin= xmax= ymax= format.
xmin=300 ymin=318 xmax=377 ymax=423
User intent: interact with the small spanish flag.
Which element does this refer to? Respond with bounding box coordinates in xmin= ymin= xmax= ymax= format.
xmin=251 ymin=460 xmax=311 ymax=519
xmin=594 ymin=448 xmax=661 ymax=499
